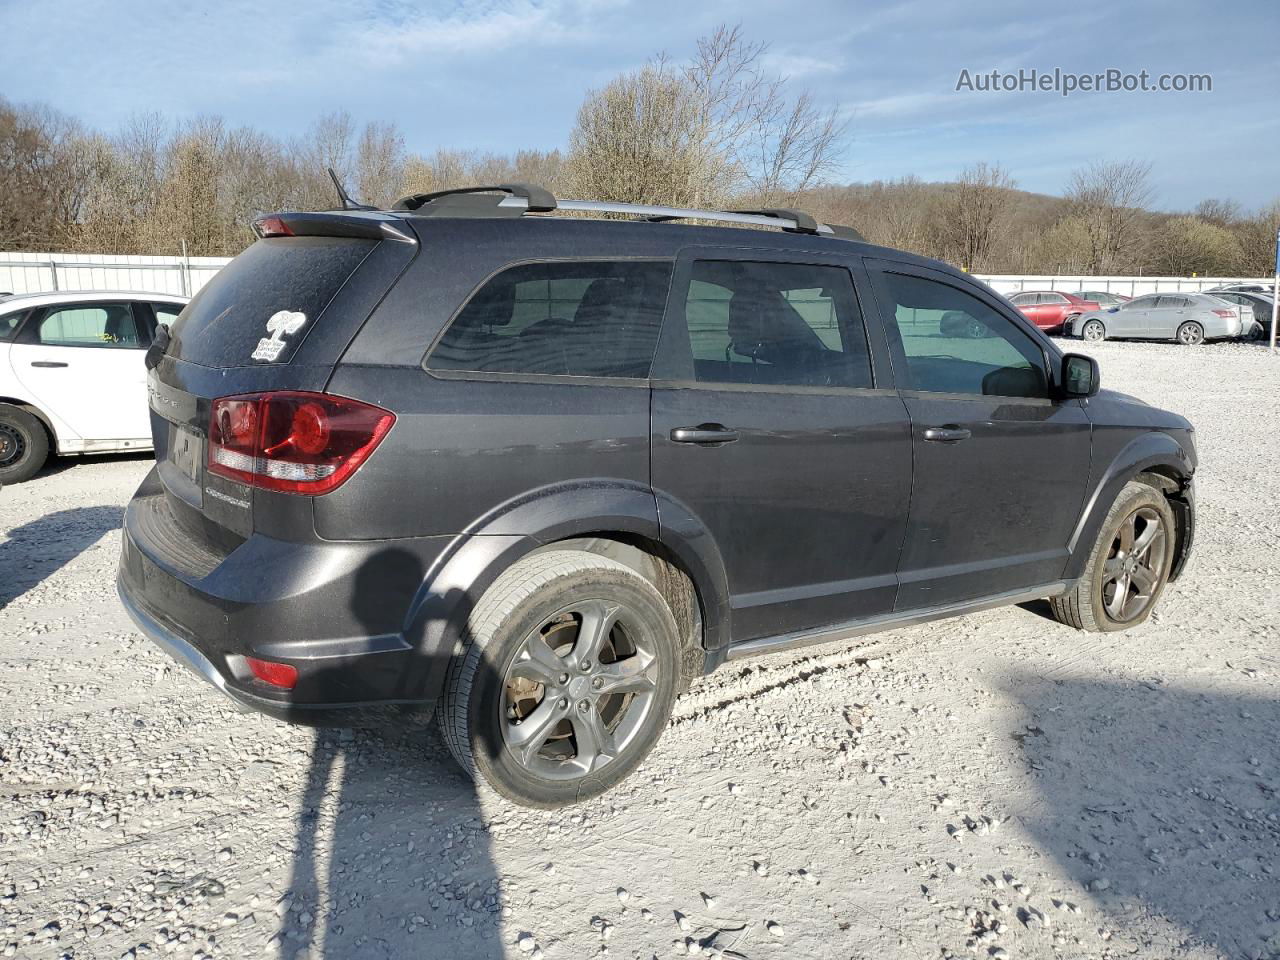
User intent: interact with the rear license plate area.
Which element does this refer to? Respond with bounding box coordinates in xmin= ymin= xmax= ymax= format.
xmin=171 ymin=426 xmax=203 ymax=486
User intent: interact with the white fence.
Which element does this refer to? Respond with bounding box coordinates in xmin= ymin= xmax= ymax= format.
xmin=0 ymin=252 xmax=231 ymax=298
xmin=0 ymin=250 xmax=1272 ymax=301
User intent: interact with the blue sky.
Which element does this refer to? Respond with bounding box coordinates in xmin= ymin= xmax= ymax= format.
xmin=2 ymin=0 xmax=1276 ymax=210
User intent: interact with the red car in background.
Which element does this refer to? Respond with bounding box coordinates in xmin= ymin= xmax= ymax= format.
xmin=1006 ymin=290 xmax=1101 ymax=334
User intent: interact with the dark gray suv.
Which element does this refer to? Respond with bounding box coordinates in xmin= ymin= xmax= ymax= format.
xmin=118 ymin=185 xmax=1196 ymax=807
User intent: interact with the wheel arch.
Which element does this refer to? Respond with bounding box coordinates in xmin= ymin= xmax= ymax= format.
xmin=398 ymin=480 xmax=730 ymax=703
xmin=0 ymin=396 xmax=57 ymax=448
xmin=1065 ymin=433 xmax=1194 ymax=582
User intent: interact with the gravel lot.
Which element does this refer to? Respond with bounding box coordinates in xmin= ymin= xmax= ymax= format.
xmin=2 ymin=339 xmax=1278 ymax=960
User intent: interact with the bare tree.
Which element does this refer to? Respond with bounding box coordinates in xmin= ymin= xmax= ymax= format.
xmin=356 ymin=121 xmax=405 ymax=208
xmin=1192 ymin=197 xmax=1240 ymax=227
xmin=935 ymin=162 xmax=1016 ymax=272
xmin=567 ymin=62 xmax=727 ymax=207
xmin=566 ymin=24 xmax=846 ymax=209
xmin=1065 ymin=159 xmax=1153 ymax=274
xmin=1149 ymin=216 xmax=1244 ymax=275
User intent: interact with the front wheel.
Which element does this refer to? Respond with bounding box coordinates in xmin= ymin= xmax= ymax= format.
xmin=1176 ymin=321 xmax=1205 ymax=345
xmin=1049 ymin=481 xmax=1176 ymax=632
xmin=438 ymin=550 xmax=681 ymax=807
xmin=1080 ymin=319 xmax=1106 ymax=342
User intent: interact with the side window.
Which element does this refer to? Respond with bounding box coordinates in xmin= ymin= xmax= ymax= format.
xmin=36 ymin=303 xmax=146 ymax=349
xmin=0 ymin=309 xmax=28 ymax=342
xmin=1045 ymin=293 xmax=1068 ymax=304
xmin=429 ymin=261 xmax=672 ymax=378
xmin=1008 ymin=293 xmax=1032 ymax=306
xmin=681 ymin=260 xmax=872 ymax=388
xmin=1129 ymin=296 xmax=1158 ymax=309
xmin=153 ymin=303 xmax=183 ymax=327
xmin=874 ymin=270 xmax=1049 ymax=399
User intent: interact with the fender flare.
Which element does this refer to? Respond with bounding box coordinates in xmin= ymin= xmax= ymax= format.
xmin=1064 ymin=432 xmax=1194 ymax=582
xmin=395 ymin=480 xmax=732 ymax=702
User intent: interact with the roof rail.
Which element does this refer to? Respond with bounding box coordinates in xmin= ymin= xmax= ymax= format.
xmin=392 ymin=183 xmax=557 ymax=213
xmin=388 ymin=183 xmax=859 ymax=239
xmin=494 ymin=197 xmax=837 ymax=236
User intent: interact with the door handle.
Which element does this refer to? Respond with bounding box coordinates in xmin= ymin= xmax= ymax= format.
xmin=922 ymin=425 xmax=971 ymax=443
xmin=31 ymin=361 xmax=69 ymax=368
xmin=671 ymin=424 xmax=739 ymax=445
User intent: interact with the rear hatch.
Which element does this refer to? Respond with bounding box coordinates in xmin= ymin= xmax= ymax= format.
xmin=144 ymin=212 xmax=417 ymax=557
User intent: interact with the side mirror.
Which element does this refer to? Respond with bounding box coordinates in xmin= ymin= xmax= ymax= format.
xmin=1106 ymin=306 xmax=1119 ymax=313
xmin=1061 ymin=353 xmax=1100 ymax=399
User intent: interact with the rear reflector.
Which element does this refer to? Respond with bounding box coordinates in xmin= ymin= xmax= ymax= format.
xmin=245 ymin=656 xmax=298 ymax=689
xmin=208 ymin=391 xmax=394 ymax=495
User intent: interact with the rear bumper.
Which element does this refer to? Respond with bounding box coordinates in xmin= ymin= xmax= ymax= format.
xmin=117 ymin=469 xmax=452 ymax=721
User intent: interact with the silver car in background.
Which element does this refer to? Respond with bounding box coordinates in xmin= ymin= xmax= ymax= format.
xmin=1069 ymin=292 xmax=1244 ymax=345
xmin=1207 ymin=289 xmax=1274 ymax=339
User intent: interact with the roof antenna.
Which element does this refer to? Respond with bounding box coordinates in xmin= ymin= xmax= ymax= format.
xmin=327 ymin=167 xmax=377 ymax=211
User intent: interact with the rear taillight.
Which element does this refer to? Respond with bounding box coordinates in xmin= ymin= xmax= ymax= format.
xmin=208 ymin=391 xmax=394 ymax=495
xmin=245 ymin=656 xmax=298 ymax=689
xmin=1212 ymin=309 xmax=1235 ymax=318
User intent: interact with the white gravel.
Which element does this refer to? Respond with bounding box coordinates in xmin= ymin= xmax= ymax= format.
xmin=1 ymin=339 xmax=1278 ymax=960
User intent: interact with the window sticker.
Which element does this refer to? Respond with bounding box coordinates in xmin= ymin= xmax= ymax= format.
xmin=251 ymin=310 xmax=307 ymax=362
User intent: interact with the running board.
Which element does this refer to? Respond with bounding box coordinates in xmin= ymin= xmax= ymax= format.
xmin=725 ymin=581 xmax=1070 ymax=661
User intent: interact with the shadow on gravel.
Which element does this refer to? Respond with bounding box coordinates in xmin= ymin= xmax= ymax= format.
xmin=1011 ymin=675 xmax=1280 ymax=958
xmin=33 ymin=450 xmax=155 ymax=481
xmin=0 ymin=504 xmax=122 ymax=608
xmin=280 ymin=549 xmax=504 ymax=960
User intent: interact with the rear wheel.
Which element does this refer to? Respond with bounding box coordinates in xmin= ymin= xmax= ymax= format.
xmin=0 ymin=405 xmax=50 ymax=484
xmin=439 ymin=550 xmax=681 ymax=807
xmin=1081 ymin=319 xmax=1106 ymax=342
xmin=1049 ymin=481 xmax=1176 ymax=632
xmin=1176 ymin=321 xmax=1204 ymax=345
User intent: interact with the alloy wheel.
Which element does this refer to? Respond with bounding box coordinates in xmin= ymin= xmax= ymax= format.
xmin=501 ymin=598 xmax=661 ymax=780
xmin=1177 ymin=323 xmax=1204 ymax=345
xmin=1082 ymin=321 xmax=1105 ymax=342
xmin=1100 ymin=506 xmax=1168 ymax=623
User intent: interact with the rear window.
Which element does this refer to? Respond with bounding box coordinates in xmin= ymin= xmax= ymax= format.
xmin=428 ymin=260 xmax=673 ymax=378
xmin=169 ymin=237 xmax=374 ymax=367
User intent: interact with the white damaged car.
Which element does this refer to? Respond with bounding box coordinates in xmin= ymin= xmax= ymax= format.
xmin=0 ymin=291 xmax=187 ymax=483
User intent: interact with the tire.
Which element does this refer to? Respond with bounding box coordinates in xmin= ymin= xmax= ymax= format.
xmin=1176 ymin=321 xmax=1204 ymax=345
xmin=0 ymin=405 xmax=50 ymax=484
xmin=1049 ymin=481 xmax=1176 ymax=632
xmin=1081 ymin=319 xmax=1106 ymax=342
xmin=439 ymin=549 xmax=681 ymax=807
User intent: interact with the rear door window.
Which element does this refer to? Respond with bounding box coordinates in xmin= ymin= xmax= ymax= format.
xmin=169 ymin=237 xmax=375 ymax=367
xmin=678 ymin=260 xmax=873 ymax=388
xmin=428 ymin=260 xmax=673 ymax=378
xmin=36 ymin=302 xmax=147 ymax=348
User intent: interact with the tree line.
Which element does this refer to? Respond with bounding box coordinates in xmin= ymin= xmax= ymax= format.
xmin=1 ymin=24 xmax=1275 ymax=277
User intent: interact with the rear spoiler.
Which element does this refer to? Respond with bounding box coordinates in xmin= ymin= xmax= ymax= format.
xmin=252 ymin=212 xmax=416 ymax=244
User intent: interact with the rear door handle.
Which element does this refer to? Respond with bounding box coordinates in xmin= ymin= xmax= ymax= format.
xmin=671 ymin=424 xmax=739 ymax=445
xmin=922 ymin=425 xmax=971 ymax=443
xmin=31 ymin=361 xmax=69 ymax=368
